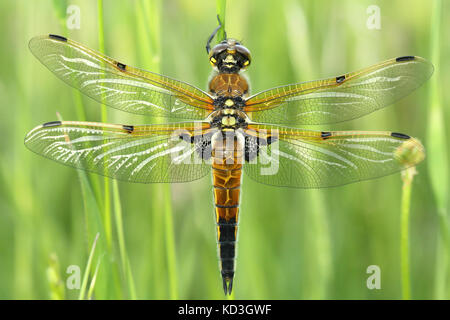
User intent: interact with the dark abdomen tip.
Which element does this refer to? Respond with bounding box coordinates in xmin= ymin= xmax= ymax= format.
xmin=222 ymin=274 xmax=234 ymax=295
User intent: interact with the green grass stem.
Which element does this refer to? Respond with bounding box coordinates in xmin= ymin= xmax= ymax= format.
xmin=426 ymin=0 xmax=449 ymax=300
xmin=400 ymin=167 xmax=417 ymax=299
xmin=113 ymin=182 xmax=137 ymax=299
xmin=97 ymin=0 xmax=113 ymax=249
xmin=87 ymin=257 xmax=102 ymax=299
xmin=216 ymin=0 xmax=227 ymax=42
xmin=79 ymin=233 xmax=100 ymax=300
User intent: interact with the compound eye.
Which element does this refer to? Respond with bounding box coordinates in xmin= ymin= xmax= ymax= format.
xmin=211 ymin=43 xmax=228 ymax=55
xmin=236 ymin=45 xmax=251 ymax=59
xmin=236 ymin=45 xmax=251 ymax=67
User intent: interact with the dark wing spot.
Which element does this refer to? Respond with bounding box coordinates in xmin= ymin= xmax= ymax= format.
xmin=179 ymin=132 xmax=194 ymax=143
xmin=391 ymin=132 xmax=410 ymax=139
xmin=49 ymin=34 xmax=67 ymax=42
xmin=117 ymin=62 xmax=126 ymax=71
xmin=266 ymin=135 xmax=278 ymax=145
xmin=336 ymin=75 xmax=346 ymax=83
xmin=396 ymin=56 xmax=415 ymax=62
xmin=43 ymin=121 xmax=62 ymax=128
xmin=123 ymin=125 xmax=134 ymax=133
xmin=321 ymin=131 xmax=332 ymax=139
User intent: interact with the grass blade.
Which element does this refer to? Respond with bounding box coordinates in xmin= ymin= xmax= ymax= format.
xmin=79 ymin=233 xmax=100 ymax=300
xmin=113 ymin=182 xmax=137 ymax=299
xmin=216 ymin=0 xmax=227 ymax=42
xmin=426 ymin=0 xmax=449 ymax=300
xmin=97 ymin=0 xmax=112 ymax=249
xmin=87 ymin=257 xmax=102 ymax=299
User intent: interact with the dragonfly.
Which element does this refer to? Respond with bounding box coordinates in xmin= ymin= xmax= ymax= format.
xmin=25 ymin=23 xmax=433 ymax=295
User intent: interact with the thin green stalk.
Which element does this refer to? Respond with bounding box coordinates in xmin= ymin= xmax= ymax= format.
xmin=400 ymin=167 xmax=416 ymax=300
xmin=76 ymin=167 xmax=110 ymax=298
xmin=426 ymin=0 xmax=449 ymax=300
xmin=79 ymin=233 xmax=100 ymax=300
xmin=113 ymin=182 xmax=137 ymax=299
xmin=216 ymin=0 xmax=227 ymax=42
xmin=97 ymin=0 xmax=112 ymax=248
xmin=87 ymin=257 xmax=102 ymax=299
xmin=163 ymin=187 xmax=178 ymax=299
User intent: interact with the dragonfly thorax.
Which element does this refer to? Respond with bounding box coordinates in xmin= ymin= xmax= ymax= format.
xmin=207 ymin=107 xmax=249 ymax=131
xmin=209 ymin=73 xmax=249 ymax=97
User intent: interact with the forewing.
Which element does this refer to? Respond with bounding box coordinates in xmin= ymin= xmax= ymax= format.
xmin=29 ymin=35 xmax=214 ymax=120
xmin=24 ymin=121 xmax=213 ymax=183
xmin=244 ymin=124 xmax=425 ymax=188
xmin=244 ymin=56 xmax=433 ymax=125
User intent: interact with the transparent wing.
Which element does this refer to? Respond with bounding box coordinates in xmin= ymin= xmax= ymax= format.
xmin=29 ymin=34 xmax=214 ymax=120
xmin=24 ymin=121 xmax=214 ymax=183
xmin=244 ymin=56 xmax=433 ymax=125
xmin=243 ymin=124 xmax=425 ymax=188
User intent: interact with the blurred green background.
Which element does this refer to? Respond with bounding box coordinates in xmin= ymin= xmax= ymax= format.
xmin=0 ymin=0 xmax=449 ymax=299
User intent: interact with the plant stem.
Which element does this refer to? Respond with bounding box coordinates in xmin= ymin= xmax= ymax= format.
xmin=79 ymin=233 xmax=100 ymax=300
xmin=400 ymin=167 xmax=416 ymax=300
xmin=426 ymin=0 xmax=449 ymax=299
xmin=113 ymin=182 xmax=137 ymax=299
xmin=216 ymin=0 xmax=227 ymax=42
xmin=97 ymin=0 xmax=112 ymax=248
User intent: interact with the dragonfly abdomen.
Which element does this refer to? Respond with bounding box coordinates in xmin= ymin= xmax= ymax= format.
xmin=211 ymin=134 xmax=243 ymax=295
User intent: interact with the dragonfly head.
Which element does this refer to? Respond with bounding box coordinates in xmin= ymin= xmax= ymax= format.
xmin=209 ymin=39 xmax=251 ymax=73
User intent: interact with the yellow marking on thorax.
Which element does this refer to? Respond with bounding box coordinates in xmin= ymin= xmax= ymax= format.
xmin=223 ymin=108 xmax=235 ymax=115
xmin=225 ymin=99 xmax=234 ymax=107
xmin=221 ymin=116 xmax=236 ymax=127
xmin=224 ymin=55 xmax=237 ymax=63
